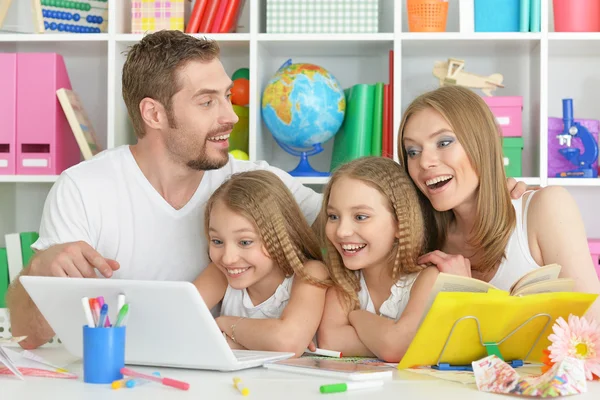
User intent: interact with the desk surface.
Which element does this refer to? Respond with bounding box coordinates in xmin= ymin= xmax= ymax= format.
xmin=2 ymin=347 xmax=600 ymax=399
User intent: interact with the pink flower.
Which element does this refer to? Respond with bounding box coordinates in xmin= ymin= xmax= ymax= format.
xmin=547 ymin=314 xmax=600 ymax=381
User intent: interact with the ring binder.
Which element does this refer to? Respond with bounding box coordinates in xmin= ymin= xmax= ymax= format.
xmin=431 ymin=313 xmax=552 ymax=371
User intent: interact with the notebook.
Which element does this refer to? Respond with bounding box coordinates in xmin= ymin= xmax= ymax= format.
xmin=263 ymin=357 xmax=395 ymax=381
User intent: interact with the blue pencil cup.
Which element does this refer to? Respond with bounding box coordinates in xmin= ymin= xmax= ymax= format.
xmin=82 ymin=325 xmax=126 ymax=384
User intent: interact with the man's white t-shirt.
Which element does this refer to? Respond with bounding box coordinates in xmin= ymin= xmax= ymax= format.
xmin=32 ymin=145 xmax=323 ymax=282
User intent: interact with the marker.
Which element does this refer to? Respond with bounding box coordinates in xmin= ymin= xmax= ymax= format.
xmin=97 ymin=303 xmax=108 ymax=328
xmin=126 ymin=372 xmax=161 ymax=388
xmin=233 ymin=377 xmax=249 ymax=396
xmin=121 ymin=367 xmax=189 ymax=390
xmin=89 ymin=298 xmax=100 ymax=326
xmin=111 ymin=378 xmax=130 ymax=389
xmin=96 ymin=296 xmax=111 ymax=327
xmin=117 ymin=294 xmax=125 ymax=314
xmin=320 ymin=380 xmax=384 ymax=394
xmin=305 ymin=348 xmax=342 ymax=358
xmin=81 ymin=297 xmax=95 ymax=328
xmin=115 ymin=303 xmax=129 ymax=327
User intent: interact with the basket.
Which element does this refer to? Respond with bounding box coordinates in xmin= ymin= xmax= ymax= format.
xmin=407 ymin=0 xmax=449 ymax=32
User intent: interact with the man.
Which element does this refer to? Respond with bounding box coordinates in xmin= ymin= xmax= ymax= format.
xmin=6 ymin=31 xmax=322 ymax=349
xmin=6 ymin=30 xmax=527 ymax=350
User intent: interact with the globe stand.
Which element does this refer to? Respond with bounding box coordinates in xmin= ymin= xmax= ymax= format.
xmin=274 ymin=139 xmax=330 ymax=177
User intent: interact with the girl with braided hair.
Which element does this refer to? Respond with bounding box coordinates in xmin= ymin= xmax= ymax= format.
xmin=192 ymin=170 xmax=331 ymax=357
xmin=316 ymin=156 xmax=439 ymax=362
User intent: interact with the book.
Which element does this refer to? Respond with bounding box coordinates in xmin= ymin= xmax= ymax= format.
xmin=263 ymin=357 xmax=394 ymax=381
xmin=424 ymin=263 xmax=574 ymax=316
xmin=398 ymin=264 xmax=597 ymax=370
xmin=56 ymin=88 xmax=102 ymax=161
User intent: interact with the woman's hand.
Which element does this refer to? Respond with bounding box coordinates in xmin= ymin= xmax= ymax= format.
xmin=417 ymin=250 xmax=472 ymax=277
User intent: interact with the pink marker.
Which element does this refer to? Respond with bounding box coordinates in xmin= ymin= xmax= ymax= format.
xmin=96 ymin=296 xmax=111 ymax=327
xmin=120 ymin=367 xmax=189 ymax=391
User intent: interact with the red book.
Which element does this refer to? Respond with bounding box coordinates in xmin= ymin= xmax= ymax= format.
xmin=198 ymin=0 xmax=221 ymax=33
xmin=382 ymin=84 xmax=390 ymax=159
xmin=210 ymin=0 xmax=229 ymax=33
xmin=186 ymin=0 xmax=209 ymax=33
xmin=218 ymin=0 xmax=243 ymax=33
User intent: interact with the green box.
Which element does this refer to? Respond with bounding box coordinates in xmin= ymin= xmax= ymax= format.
xmin=502 ymin=137 xmax=524 ymax=177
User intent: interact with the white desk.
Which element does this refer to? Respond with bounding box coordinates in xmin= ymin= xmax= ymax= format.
xmin=3 ymin=347 xmax=600 ymax=399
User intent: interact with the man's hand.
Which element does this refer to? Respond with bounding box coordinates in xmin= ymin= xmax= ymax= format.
xmin=29 ymin=241 xmax=119 ymax=278
xmin=417 ymin=250 xmax=472 ymax=278
xmin=507 ymin=178 xmax=529 ymax=200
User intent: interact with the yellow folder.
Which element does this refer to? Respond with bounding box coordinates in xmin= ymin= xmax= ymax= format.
xmin=398 ymin=289 xmax=598 ymax=369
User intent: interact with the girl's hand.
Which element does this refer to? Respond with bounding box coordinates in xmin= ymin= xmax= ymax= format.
xmin=417 ymin=250 xmax=472 ymax=278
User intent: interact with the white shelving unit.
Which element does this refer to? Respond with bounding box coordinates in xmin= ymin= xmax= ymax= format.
xmin=1 ymin=0 xmax=600 ymax=243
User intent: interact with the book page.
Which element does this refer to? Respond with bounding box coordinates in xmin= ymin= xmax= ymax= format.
xmin=509 ymin=264 xmax=561 ymax=295
xmin=512 ymin=278 xmax=575 ymax=296
xmin=421 ymin=273 xmax=497 ymax=322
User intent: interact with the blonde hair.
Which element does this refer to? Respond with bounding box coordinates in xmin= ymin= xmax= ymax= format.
xmin=320 ymin=156 xmax=427 ymax=310
xmin=205 ymin=170 xmax=330 ymax=288
xmin=397 ymin=85 xmax=516 ymax=273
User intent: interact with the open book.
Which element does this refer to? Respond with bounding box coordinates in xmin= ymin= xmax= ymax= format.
xmin=423 ymin=264 xmax=574 ymax=318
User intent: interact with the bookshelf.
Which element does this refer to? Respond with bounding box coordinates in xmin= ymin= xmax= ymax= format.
xmin=1 ymin=0 xmax=600 ymax=245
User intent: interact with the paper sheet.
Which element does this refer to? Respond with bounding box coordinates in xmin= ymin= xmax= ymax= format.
xmin=0 ymin=346 xmax=77 ymax=380
xmin=472 ymin=355 xmax=587 ymax=397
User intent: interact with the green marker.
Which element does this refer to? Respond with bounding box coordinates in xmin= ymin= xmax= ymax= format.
xmin=115 ymin=303 xmax=129 ymax=327
xmin=319 ymin=380 xmax=384 ymax=394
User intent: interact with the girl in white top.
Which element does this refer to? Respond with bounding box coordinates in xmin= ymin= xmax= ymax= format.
xmin=399 ymin=85 xmax=600 ymax=321
xmin=193 ymin=170 xmax=330 ymax=357
xmin=316 ymin=157 xmax=439 ymax=362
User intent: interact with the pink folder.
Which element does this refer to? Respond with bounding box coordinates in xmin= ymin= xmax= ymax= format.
xmin=0 ymin=54 xmax=17 ymax=174
xmin=16 ymin=53 xmax=80 ymax=175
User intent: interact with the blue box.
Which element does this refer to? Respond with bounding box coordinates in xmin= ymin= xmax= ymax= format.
xmin=475 ymin=0 xmax=521 ymax=32
xmin=83 ymin=325 xmax=126 ymax=384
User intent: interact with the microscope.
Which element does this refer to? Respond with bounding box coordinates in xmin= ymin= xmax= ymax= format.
xmin=555 ymin=99 xmax=599 ymax=178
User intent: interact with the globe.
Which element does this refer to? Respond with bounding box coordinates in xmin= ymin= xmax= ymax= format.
xmin=261 ymin=61 xmax=346 ymax=176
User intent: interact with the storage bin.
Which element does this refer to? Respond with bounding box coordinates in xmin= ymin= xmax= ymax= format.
xmin=483 ymin=96 xmax=523 ymax=137
xmin=407 ymin=0 xmax=449 ymax=32
xmin=588 ymin=239 xmax=600 ymax=279
xmin=502 ymin=137 xmax=524 ymax=178
xmin=475 ymin=0 xmax=520 ymax=32
xmin=266 ymin=0 xmax=378 ymax=33
xmin=553 ymin=0 xmax=600 ymax=32
xmin=548 ymin=117 xmax=599 ymax=178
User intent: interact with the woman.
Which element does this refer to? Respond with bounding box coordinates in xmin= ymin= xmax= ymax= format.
xmin=397 ymin=85 xmax=600 ymax=320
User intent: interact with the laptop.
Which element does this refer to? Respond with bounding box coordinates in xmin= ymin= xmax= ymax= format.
xmin=19 ymin=276 xmax=294 ymax=371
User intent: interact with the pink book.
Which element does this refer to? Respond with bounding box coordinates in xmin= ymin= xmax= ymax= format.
xmin=16 ymin=53 xmax=80 ymax=175
xmin=0 ymin=53 xmax=17 ymax=174
xmin=210 ymin=0 xmax=229 ymax=33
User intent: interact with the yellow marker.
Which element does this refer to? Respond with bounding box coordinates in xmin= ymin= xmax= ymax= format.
xmin=111 ymin=378 xmax=129 ymax=389
xmin=233 ymin=377 xmax=249 ymax=396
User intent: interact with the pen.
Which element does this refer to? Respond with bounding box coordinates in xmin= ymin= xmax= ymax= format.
xmin=304 ymin=348 xmax=342 ymax=358
xmin=115 ymin=303 xmax=129 ymax=327
xmin=97 ymin=303 xmax=108 ymax=328
xmin=233 ymin=377 xmax=249 ymax=396
xmin=320 ymin=380 xmax=384 ymax=394
xmin=111 ymin=378 xmax=130 ymax=389
xmin=97 ymin=296 xmax=111 ymax=327
xmin=81 ymin=297 xmax=95 ymax=328
xmin=121 ymin=367 xmax=189 ymax=390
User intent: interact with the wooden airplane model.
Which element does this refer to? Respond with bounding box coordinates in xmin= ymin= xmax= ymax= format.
xmin=432 ymin=58 xmax=504 ymax=96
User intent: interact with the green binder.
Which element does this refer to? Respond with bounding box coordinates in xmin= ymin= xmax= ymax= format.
xmin=0 ymin=248 xmax=9 ymax=308
xmin=330 ymin=84 xmax=376 ymax=172
xmin=20 ymin=232 xmax=39 ymax=268
xmin=371 ymin=82 xmax=384 ymax=156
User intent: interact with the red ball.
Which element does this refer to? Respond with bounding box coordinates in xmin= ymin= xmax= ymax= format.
xmin=231 ymin=78 xmax=249 ymax=106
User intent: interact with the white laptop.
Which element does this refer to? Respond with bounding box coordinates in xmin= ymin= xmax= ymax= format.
xmin=19 ymin=276 xmax=294 ymax=371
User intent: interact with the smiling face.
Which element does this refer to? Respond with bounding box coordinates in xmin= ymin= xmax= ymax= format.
xmin=402 ymin=107 xmax=479 ymax=212
xmin=325 ymin=177 xmax=398 ymax=272
xmin=165 ymin=58 xmax=239 ymax=171
xmin=208 ymin=200 xmax=279 ymax=290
